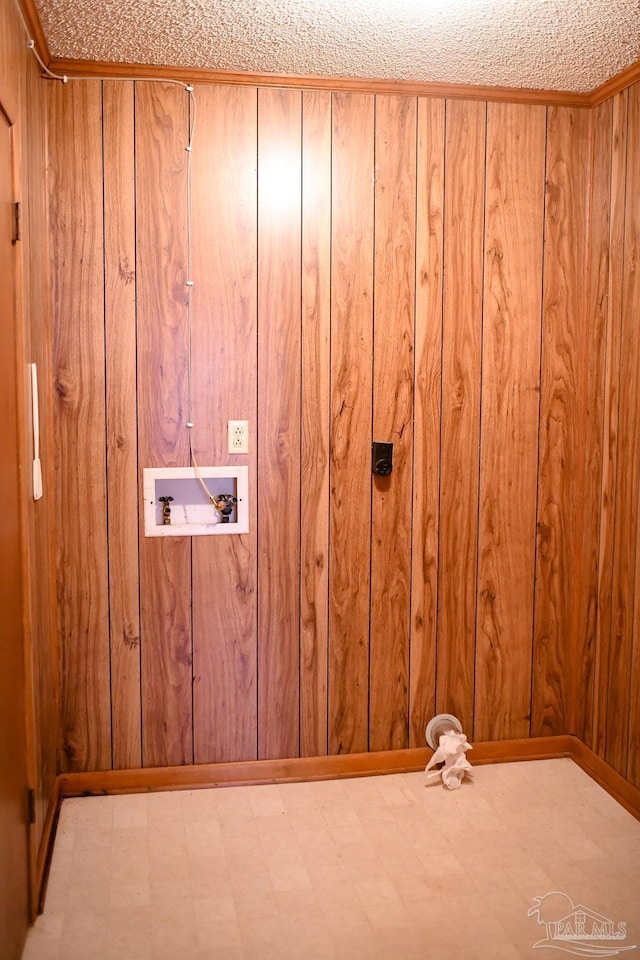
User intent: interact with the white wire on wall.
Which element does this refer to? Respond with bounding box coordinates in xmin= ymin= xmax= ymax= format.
xmin=13 ymin=0 xmax=217 ymax=505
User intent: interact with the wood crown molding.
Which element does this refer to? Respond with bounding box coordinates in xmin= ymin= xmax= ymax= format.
xmin=47 ymin=56 xmax=595 ymax=107
xmin=16 ymin=0 xmax=51 ymax=68
xmin=17 ymin=0 xmax=640 ymax=108
xmin=41 ymin=54 xmax=640 ymax=107
xmin=590 ymin=57 xmax=640 ymax=105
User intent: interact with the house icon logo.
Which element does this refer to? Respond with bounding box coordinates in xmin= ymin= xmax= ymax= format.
xmin=528 ymin=891 xmax=636 ymax=956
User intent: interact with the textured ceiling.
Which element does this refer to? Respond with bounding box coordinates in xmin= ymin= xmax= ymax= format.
xmin=34 ymin=0 xmax=640 ymax=92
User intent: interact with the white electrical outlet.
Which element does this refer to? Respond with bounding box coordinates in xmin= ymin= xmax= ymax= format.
xmin=228 ymin=420 xmax=249 ymax=454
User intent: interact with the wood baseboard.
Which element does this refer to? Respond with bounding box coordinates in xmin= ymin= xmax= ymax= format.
xmin=570 ymin=737 xmax=640 ymax=821
xmin=59 ymin=735 xmax=574 ymax=797
xmin=55 ymin=733 xmax=640 ymax=822
xmin=33 ymin=777 xmax=62 ymax=916
xmin=57 ymin=735 xmax=640 ymax=821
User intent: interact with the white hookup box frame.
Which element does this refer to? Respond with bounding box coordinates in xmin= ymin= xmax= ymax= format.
xmin=143 ymin=466 xmax=249 ymax=537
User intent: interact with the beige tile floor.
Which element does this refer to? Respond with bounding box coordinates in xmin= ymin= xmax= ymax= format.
xmin=22 ymin=759 xmax=640 ymax=960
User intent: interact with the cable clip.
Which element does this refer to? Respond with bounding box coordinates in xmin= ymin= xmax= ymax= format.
xmin=185 ymin=280 xmax=194 ymax=287
xmin=186 ymin=85 xmax=194 ymax=92
xmin=186 ymin=422 xmax=194 ymax=429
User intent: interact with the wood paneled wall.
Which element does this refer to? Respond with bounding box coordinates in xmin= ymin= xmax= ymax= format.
xmin=582 ymin=81 xmax=640 ymax=789
xmin=48 ymin=80 xmax=615 ymax=773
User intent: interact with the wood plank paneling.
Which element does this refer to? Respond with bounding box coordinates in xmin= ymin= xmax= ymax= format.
xmin=300 ymin=90 xmax=331 ymax=758
xmin=474 ymin=103 xmax=545 ymax=742
xmin=575 ymin=99 xmax=612 ymax=748
xmin=257 ymin=87 xmax=302 ymax=760
xmin=437 ymin=99 xmax=486 ymax=738
xmin=329 ymin=92 xmax=374 ymax=755
xmin=594 ymin=91 xmax=627 ymax=759
xmin=48 ymin=81 xmax=112 ymax=772
xmin=409 ymin=97 xmax=444 ymax=748
xmin=607 ymin=81 xmax=640 ymax=777
xmin=47 ymin=76 xmax=640 ymax=791
xmin=135 ymin=82 xmax=193 ymax=767
xmin=370 ymin=95 xmax=416 ymax=752
xmin=103 ymin=81 xmax=141 ymax=770
xmin=533 ymin=106 xmax=591 ymax=737
xmin=191 ymin=84 xmax=258 ymax=764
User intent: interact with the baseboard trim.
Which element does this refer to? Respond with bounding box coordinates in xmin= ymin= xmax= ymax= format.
xmin=56 ymin=734 xmax=640 ymax=820
xmin=59 ymin=735 xmax=574 ymax=797
xmin=570 ymin=738 xmax=640 ymax=822
xmin=33 ymin=777 xmax=62 ymax=915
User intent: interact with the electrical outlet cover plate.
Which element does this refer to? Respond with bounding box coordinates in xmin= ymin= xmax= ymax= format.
xmin=228 ymin=420 xmax=249 ymax=454
xmin=143 ymin=466 xmax=249 ymax=537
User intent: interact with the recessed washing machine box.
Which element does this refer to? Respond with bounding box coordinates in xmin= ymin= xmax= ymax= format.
xmin=143 ymin=466 xmax=249 ymax=537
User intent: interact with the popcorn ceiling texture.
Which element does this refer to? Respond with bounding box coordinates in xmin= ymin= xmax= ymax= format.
xmin=34 ymin=0 xmax=640 ymax=92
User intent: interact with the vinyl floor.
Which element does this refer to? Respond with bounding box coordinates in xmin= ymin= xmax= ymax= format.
xmin=22 ymin=758 xmax=640 ymax=959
